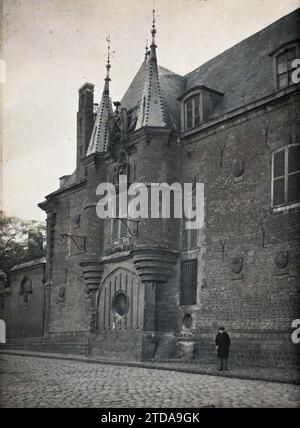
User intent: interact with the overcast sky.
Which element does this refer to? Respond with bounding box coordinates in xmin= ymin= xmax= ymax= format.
xmin=2 ymin=0 xmax=299 ymax=221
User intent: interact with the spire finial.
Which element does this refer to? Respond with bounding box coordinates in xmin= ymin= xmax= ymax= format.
xmin=151 ymin=6 xmax=156 ymax=46
xmin=105 ymin=34 xmax=112 ymax=79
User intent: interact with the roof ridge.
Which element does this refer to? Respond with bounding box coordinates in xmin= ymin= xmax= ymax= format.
xmin=184 ymin=7 xmax=300 ymax=78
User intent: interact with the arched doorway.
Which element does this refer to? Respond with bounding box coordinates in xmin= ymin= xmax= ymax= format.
xmin=96 ymin=267 xmax=143 ymax=332
xmin=92 ymin=267 xmax=145 ymax=360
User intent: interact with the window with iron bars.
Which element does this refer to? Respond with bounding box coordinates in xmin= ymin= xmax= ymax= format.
xmin=180 ymin=259 xmax=198 ymax=305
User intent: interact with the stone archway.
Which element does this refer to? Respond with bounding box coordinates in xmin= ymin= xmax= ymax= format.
xmin=91 ymin=267 xmax=145 ymax=360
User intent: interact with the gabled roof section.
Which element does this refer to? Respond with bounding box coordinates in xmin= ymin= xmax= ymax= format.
xmin=184 ymin=8 xmax=300 ymax=118
xmin=121 ymin=63 xmax=185 ymax=130
xmin=121 ymin=60 xmax=147 ymax=113
xmin=121 ymin=8 xmax=299 ymax=130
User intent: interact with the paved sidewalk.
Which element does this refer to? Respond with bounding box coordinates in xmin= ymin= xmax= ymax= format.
xmin=1 ymin=353 xmax=299 ymax=408
xmin=1 ymin=349 xmax=299 ymax=385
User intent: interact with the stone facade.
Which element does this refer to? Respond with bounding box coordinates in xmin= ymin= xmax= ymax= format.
xmin=2 ymin=9 xmax=300 ymax=370
xmin=0 ymin=259 xmax=46 ymax=339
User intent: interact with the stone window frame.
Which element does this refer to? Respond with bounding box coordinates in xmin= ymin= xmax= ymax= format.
xmin=19 ymin=276 xmax=33 ymax=304
xmin=110 ymin=190 xmax=136 ymax=243
xmin=180 ymin=89 xmax=203 ymax=132
xmin=270 ymin=40 xmax=300 ymax=91
xmin=271 ymin=143 xmax=300 ymax=212
xmin=111 ymin=218 xmax=129 ymax=242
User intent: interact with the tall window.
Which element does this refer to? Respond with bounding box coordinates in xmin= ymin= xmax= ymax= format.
xmin=272 ymin=144 xmax=300 ymax=208
xmin=19 ymin=277 xmax=32 ymax=304
xmin=182 ymin=227 xmax=197 ymax=251
xmin=20 ymin=277 xmax=32 ymax=295
xmin=111 ymin=218 xmax=128 ymax=241
xmin=0 ymin=294 xmax=4 ymax=311
xmin=276 ymin=47 xmax=297 ymax=89
xmin=180 ymin=259 xmax=198 ymax=305
xmin=185 ymin=94 xmax=201 ymax=130
xmin=111 ymin=192 xmax=130 ymax=242
xmin=181 ymin=180 xmax=197 ymax=250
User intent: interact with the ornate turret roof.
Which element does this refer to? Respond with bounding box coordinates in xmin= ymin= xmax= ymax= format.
xmin=86 ymin=37 xmax=113 ymax=155
xmin=121 ymin=62 xmax=185 ymax=132
xmin=135 ymin=9 xmax=168 ymax=129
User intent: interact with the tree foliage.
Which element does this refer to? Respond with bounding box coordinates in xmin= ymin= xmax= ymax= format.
xmin=0 ymin=210 xmax=46 ymax=275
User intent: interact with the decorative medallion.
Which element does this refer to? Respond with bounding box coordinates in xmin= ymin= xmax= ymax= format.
xmin=274 ymin=251 xmax=289 ymax=269
xmin=73 ymin=214 xmax=81 ymax=227
xmin=232 ymin=159 xmax=244 ymax=177
xmin=58 ymin=287 xmax=65 ymax=300
xmin=231 ymin=256 xmax=243 ymax=274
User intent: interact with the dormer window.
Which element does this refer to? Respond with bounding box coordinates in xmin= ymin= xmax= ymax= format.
xmin=185 ymin=94 xmax=201 ymax=130
xmin=276 ymin=47 xmax=297 ymax=89
xmin=270 ymin=41 xmax=300 ymax=90
xmin=178 ymin=86 xmax=223 ymax=132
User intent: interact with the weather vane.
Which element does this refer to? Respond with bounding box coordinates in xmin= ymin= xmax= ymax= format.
xmin=106 ymin=34 xmax=112 ymax=64
xmin=152 ymin=6 xmax=156 ymax=32
xmin=104 ymin=34 xmax=115 ymax=74
xmin=151 ymin=1 xmax=157 ymax=45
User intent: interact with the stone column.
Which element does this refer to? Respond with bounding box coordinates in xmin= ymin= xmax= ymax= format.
xmin=133 ymin=247 xmax=178 ymax=359
xmin=43 ymin=210 xmax=56 ymax=336
xmin=79 ymin=259 xmax=103 ymax=333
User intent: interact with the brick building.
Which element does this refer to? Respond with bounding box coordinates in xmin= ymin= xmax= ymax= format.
xmin=1 ymin=9 xmax=300 ymax=369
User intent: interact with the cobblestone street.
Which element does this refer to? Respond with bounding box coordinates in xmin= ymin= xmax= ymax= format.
xmin=0 ymin=354 xmax=299 ymax=408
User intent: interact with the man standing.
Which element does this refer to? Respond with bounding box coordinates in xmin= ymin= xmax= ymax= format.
xmin=215 ymin=326 xmax=231 ymax=371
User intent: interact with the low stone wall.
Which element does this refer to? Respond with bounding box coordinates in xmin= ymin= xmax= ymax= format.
xmin=3 ymin=333 xmax=89 ymax=356
xmin=174 ymin=331 xmax=300 ymax=369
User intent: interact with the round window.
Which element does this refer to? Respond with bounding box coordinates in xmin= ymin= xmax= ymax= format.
xmin=112 ymin=291 xmax=129 ymax=318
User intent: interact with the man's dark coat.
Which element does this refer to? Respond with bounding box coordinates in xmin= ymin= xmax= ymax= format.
xmin=215 ymin=332 xmax=231 ymax=358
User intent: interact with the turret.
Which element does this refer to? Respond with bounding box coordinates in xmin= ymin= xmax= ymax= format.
xmin=86 ymin=36 xmax=113 ymax=155
xmin=136 ymin=9 xmax=167 ymax=129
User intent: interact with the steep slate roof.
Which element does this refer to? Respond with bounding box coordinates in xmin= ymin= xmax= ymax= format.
xmin=86 ymin=75 xmax=112 ymax=155
xmin=10 ymin=258 xmax=46 ymax=272
xmin=121 ymin=8 xmax=299 ymax=127
xmin=135 ymin=33 xmax=167 ymax=129
xmin=185 ymin=8 xmax=300 ymax=118
xmin=121 ymin=62 xmax=185 ymax=130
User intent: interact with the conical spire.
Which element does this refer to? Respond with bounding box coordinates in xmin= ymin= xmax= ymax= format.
xmin=136 ymin=8 xmax=167 ymax=130
xmin=144 ymin=40 xmax=149 ymax=61
xmin=86 ymin=36 xmax=113 ymax=155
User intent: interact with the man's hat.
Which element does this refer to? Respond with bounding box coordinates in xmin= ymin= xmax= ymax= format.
xmin=219 ymin=326 xmax=225 ymax=331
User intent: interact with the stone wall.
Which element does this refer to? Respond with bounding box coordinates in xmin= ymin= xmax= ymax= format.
xmin=5 ymin=260 xmax=46 ymax=338
xmin=47 ymin=184 xmax=90 ymax=335
xmin=178 ymin=91 xmax=300 ymax=367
